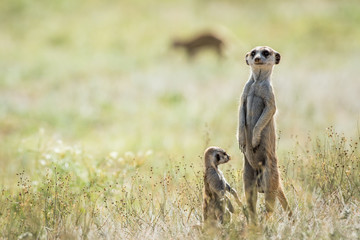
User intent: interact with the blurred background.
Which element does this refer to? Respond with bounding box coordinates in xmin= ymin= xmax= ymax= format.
xmin=1 ymin=0 xmax=360 ymax=179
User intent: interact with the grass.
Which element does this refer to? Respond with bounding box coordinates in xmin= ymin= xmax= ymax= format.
xmin=0 ymin=0 xmax=360 ymax=239
xmin=1 ymin=129 xmax=359 ymax=239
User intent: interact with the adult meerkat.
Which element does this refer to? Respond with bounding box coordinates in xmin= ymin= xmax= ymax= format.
xmin=172 ymin=33 xmax=224 ymax=58
xmin=237 ymin=46 xmax=292 ymax=224
xmin=203 ymin=146 xmax=243 ymax=225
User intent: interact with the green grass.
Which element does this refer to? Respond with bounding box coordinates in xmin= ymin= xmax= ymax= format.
xmin=0 ymin=0 xmax=360 ymax=239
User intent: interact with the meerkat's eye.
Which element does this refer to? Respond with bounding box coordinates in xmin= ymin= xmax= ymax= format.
xmin=262 ymin=50 xmax=270 ymax=57
xmin=250 ymin=51 xmax=256 ymax=57
xmin=215 ymin=153 xmax=220 ymax=162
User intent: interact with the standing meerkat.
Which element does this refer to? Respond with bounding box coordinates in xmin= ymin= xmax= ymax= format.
xmin=237 ymin=46 xmax=292 ymax=224
xmin=203 ymin=146 xmax=243 ymax=225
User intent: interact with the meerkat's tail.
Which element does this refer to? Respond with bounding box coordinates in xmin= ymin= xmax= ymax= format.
xmin=277 ymin=187 xmax=292 ymax=217
xmin=226 ymin=196 xmax=235 ymax=213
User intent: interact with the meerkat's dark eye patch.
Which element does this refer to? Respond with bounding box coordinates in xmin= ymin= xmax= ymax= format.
xmin=250 ymin=51 xmax=256 ymax=57
xmin=262 ymin=50 xmax=270 ymax=57
xmin=215 ymin=153 xmax=220 ymax=162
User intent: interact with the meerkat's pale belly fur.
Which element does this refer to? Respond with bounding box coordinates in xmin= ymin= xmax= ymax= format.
xmin=244 ymin=81 xmax=277 ymax=192
xmin=245 ymin=82 xmax=277 ymax=161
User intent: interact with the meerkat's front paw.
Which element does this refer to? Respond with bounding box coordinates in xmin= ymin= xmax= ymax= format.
xmin=238 ymin=132 xmax=246 ymax=152
xmin=238 ymin=141 xmax=246 ymax=153
xmin=252 ymin=132 xmax=261 ymax=148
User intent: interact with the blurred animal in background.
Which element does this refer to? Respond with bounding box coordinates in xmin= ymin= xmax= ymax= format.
xmin=203 ymin=146 xmax=244 ymax=226
xmin=172 ymin=32 xmax=225 ymax=59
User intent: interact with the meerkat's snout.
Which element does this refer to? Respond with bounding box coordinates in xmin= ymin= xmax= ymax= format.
xmin=223 ymin=154 xmax=231 ymax=164
xmin=254 ymin=56 xmax=262 ymax=64
xmin=223 ymin=152 xmax=231 ymax=163
xmin=226 ymin=153 xmax=231 ymax=162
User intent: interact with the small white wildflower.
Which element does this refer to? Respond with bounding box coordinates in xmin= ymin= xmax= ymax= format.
xmin=137 ymin=151 xmax=144 ymax=158
xmin=56 ymin=139 xmax=63 ymax=145
xmin=40 ymin=159 xmax=46 ymax=166
xmin=74 ymin=149 xmax=82 ymax=155
xmin=64 ymin=162 xmax=69 ymax=168
xmin=18 ymin=232 xmax=33 ymax=240
xmin=96 ymin=169 xmax=102 ymax=177
xmin=117 ymin=157 xmax=124 ymax=163
xmin=109 ymin=151 xmax=119 ymax=159
xmin=125 ymin=151 xmax=135 ymax=159
xmin=145 ymin=150 xmax=153 ymax=156
xmin=44 ymin=154 xmax=51 ymax=160
xmin=53 ymin=147 xmax=61 ymax=153
xmin=107 ymin=159 xmax=113 ymax=166
xmin=32 ymin=181 xmax=39 ymax=186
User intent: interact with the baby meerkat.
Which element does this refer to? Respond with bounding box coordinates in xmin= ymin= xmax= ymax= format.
xmin=203 ymin=146 xmax=243 ymax=225
xmin=238 ymin=46 xmax=292 ymax=224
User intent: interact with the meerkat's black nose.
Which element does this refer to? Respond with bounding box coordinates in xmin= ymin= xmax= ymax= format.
xmin=254 ymin=57 xmax=261 ymax=63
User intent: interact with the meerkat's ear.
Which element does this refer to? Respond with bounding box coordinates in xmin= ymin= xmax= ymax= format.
xmin=275 ymin=52 xmax=281 ymax=64
xmin=245 ymin=53 xmax=249 ymax=65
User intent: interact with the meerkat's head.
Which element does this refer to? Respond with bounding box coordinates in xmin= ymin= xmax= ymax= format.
xmin=245 ymin=46 xmax=280 ymax=69
xmin=204 ymin=146 xmax=231 ymax=169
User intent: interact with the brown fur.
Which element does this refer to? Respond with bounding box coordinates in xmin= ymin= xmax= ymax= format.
xmin=172 ymin=33 xmax=224 ymax=58
xmin=237 ymin=46 xmax=292 ymax=224
xmin=203 ymin=146 xmax=243 ymax=225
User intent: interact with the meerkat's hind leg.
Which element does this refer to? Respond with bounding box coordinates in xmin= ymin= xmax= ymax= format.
xmin=264 ymin=190 xmax=276 ymax=220
xmin=245 ymin=185 xmax=257 ymax=225
xmin=213 ymin=198 xmax=226 ymax=224
xmin=244 ymin=160 xmax=258 ymax=224
xmin=215 ymin=208 xmax=224 ymax=224
xmin=203 ymin=200 xmax=209 ymax=221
